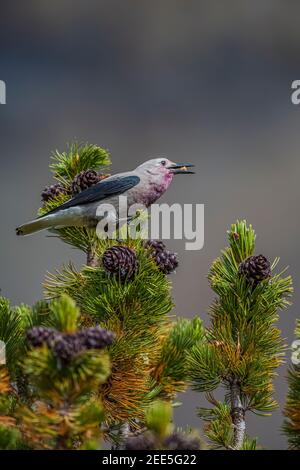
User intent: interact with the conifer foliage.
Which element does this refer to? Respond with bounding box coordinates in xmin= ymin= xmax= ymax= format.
xmin=188 ymin=221 xmax=293 ymax=449
xmin=39 ymin=142 xmax=111 ymax=264
xmin=0 ymin=142 xmax=202 ymax=449
xmin=18 ymin=295 xmax=112 ymax=449
xmin=0 ymin=367 xmax=21 ymax=449
xmin=283 ymin=320 xmax=300 ymax=449
xmin=124 ymin=400 xmax=202 ymax=450
xmin=38 ymin=143 xmax=201 ymax=441
xmin=0 ymin=143 xmax=296 ymax=450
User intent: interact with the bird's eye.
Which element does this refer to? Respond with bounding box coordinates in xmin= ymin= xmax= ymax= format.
xmin=160 ymin=160 xmax=167 ymax=166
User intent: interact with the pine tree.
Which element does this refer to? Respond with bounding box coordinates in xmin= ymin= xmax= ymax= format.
xmin=43 ymin=243 xmax=202 ymax=444
xmin=0 ymin=294 xmax=113 ymax=449
xmin=17 ymin=295 xmax=112 ymax=450
xmin=187 ymin=220 xmax=293 ymax=449
xmin=2 ymin=143 xmax=294 ymax=450
xmin=0 ymin=144 xmax=203 ymax=448
xmin=283 ymin=320 xmax=300 ymax=449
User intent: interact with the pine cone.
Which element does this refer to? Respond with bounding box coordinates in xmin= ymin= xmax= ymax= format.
xmin=28 ymin=325 xmax=115 ymax=363
xmin=155 ymin=250 xmax=178 ymax=274
xmin=41 ymin=183 xmax=68 ymax=202
xmin=53 ymin=335 xmax=82 ymax=363
xmin=125 ymin=432 xmax=157 ymax=450
xmin=76 ymin=326 xmax=115 ymax=349
xmin=143 ymin=239 xmax=178 ymax=274
xmin=27 ymin=327 xmax=58 ymax=348
xmin=71 ymin=170 xmax=107 ymax=195
xmin=102 ymin=246 xmax=138 ymax=280
xmin=143 ymin=240 xmax=166 ymax=253
xmin=238 ymin=254 xmax=271 ymax=285
xmin=163 ymin=432 xmax=200 ymax=450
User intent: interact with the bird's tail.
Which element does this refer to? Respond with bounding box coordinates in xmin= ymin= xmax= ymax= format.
xmin=16 ymin=216 xmax=53 ymax=236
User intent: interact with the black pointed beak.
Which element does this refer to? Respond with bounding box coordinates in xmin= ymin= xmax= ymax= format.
xmin=168 ymin=163 xmax=195 ymax=174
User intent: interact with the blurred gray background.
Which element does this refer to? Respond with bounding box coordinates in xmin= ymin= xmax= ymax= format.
xmin=0 ymin=0 xmax=299 ymax=449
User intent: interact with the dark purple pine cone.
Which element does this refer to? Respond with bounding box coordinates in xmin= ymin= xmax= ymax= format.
xmin=143 ymin=240 xmax=178 ymax=274
xmin=77 ymin=327 xmax=115 ymax=350
xmin=41 ymin=183 xmax=68 ymax=202
xmin=143 ymin=240 xmax=166 ymax=253
xmin=125 ymin=432 xmax=157 ymax=451
xmin=27 ymin=326 xmax=58 ymax=348
xmin=72 ymin=170 xmax=107 ymax=195
xmin=155 ymin=250 xmax=178 ymax=274
xmin=52 ymin=334 xmax=83 ymax=363
xmin=28 ymin=325 xmax=115 ymax=363
xmin=163 ymin=432 xmax=200 ymax=450
xmin=102 ymin=246 xmax=138 ymax=280
xmin=238 ymin=254 xmax=271 ymax=286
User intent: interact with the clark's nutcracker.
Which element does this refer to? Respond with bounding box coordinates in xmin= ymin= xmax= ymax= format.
xmin=16 ymin=158 xmax=194 ymax=236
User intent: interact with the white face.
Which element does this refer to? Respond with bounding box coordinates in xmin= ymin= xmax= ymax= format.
xmin=137 ymin=158 xmax=174 ymax=175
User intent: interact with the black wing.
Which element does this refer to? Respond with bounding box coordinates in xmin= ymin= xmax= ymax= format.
xmin=41 ymin=175 xmax=140 ymax=217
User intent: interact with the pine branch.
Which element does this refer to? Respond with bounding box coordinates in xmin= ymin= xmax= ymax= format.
xmin=123 ymin=401 xmax=203 ymax=450
xmin=17 ymin=295 xmax=112 ymax=449
xmin=0 ymin=367 xmax=22 ymax=449
xmin=50 ymin=142 xmax=110 ymax=183
xmin=229 ymin=378 xmax=245 ymax=449
xmin=87 ymin=245 xmax=101 ymax=267
xmin=6 ymin=142 xmax=207 ymax=447
xmin=37 ymin=142 xmax=111 ymax=256
xmin=0 ymin=298 xmax=29 ymax=376
xmin=42 ymin=239 xmax=195 ymax=435
xmin=152 ymin=318 xmax=205 ymax=396
xmin=283 ymin=319 xmax=300 ymax=449
xmin=188 ymin=220 xmax=293 ymax=450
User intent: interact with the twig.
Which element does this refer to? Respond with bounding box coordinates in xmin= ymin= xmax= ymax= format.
xmin=230 ymin=378 xmax=245 ymax=450
xmin=86 ymin=246 xmax=100 ymax=267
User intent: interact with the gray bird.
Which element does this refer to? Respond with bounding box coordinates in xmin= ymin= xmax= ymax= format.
xmin=16 ymin=158 xmax=194 ymax=236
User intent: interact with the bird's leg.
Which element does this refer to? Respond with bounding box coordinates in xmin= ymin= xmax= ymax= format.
xmin=86 ymin=246 xmax=100 ymax=267
xmin=115 ymin=216 xmax=134 ymax=243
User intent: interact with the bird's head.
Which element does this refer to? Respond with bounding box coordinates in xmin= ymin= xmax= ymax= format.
xmin=136 ymin=158 xmax=195 ymax=182
xmin=134 ymin=158 xmax=195 ymax=205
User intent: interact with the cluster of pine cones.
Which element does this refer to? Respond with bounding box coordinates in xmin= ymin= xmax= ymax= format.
xmin=102 ymin=241 xmax=178 ymax=281
xmin=27 ymin=325 xmax=115 ymax=363
xmin=41 ymin=183 xmax=70 ymax=202
xmin=143 ymin=240 xmax=178 ymax=274
xmin=124 ymin=430 xmax=201 ymax=451
xmin=41 ymin=169 xmax=109 ymax=202
xmin=238 ymin=254 xmax=271 ymax=286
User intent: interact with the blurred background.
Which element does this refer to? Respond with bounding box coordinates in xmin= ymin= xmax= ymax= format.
xmin=1 ymin=0 xmax=300 ymax=449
